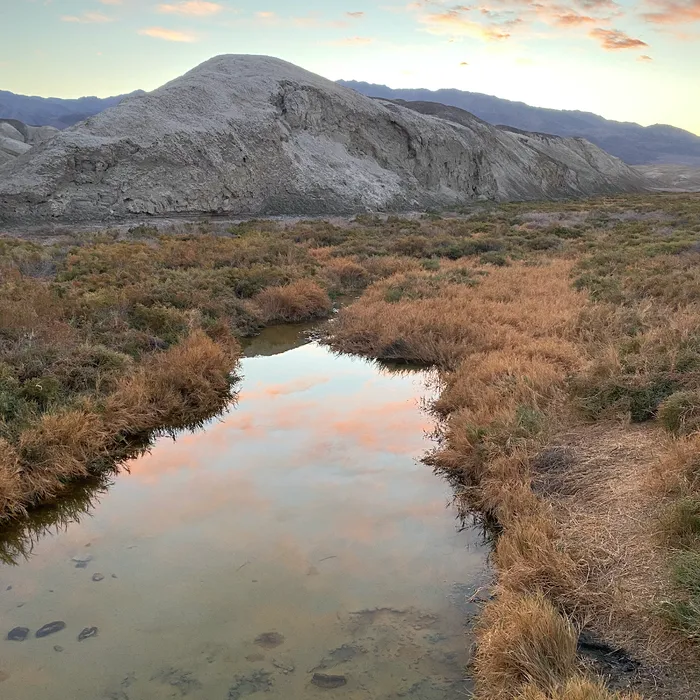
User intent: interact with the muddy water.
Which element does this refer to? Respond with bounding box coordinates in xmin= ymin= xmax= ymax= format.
xmin=0 ymin=326 xmax=488 ymax=700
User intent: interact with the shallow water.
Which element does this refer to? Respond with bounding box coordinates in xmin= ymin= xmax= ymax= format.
xmin=0 ymin=326 xmax=488 ymax=699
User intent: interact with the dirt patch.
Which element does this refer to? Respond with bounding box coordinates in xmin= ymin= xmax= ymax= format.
xmin=540 ymin=422 xmax=700 ymax=698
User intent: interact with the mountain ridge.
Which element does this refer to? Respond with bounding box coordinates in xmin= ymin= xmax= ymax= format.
xmin=0 ymin=90 xmax=145 ymax=129
xmin=0 ymin=54 xmax=644 ymax=224
xmin=337 ymin=80 xmax=700 ymax=166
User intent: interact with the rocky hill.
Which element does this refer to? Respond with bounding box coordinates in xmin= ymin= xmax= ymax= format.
xmin=0 ymin=55 xmax=645 ymax=224
xmin=0 ymin=90 xmax=143 ymax=129
xmin=339 ymin=81 xmax=700 ymax=167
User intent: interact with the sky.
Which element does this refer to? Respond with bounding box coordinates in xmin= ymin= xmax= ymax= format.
xmin=1 ymin=0 xmax=699 ymax=134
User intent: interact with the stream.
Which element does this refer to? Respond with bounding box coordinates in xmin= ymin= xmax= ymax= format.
xmin=0 ymin=324 xmax=488 ymax=699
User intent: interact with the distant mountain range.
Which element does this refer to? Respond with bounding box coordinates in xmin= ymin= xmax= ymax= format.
xmin=338 ymin=81 xmax=700 ymax=167
xmin=0 ymin=90 xmax=144 ymax=129
xmin=1 ymin=80 xmax=699 ymax=166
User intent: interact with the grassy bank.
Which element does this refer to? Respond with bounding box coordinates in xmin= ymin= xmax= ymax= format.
xmin=2 ymin=196 xmax=700 ymax=697
xmin=323 ymin=194 xmax=700 ymax=698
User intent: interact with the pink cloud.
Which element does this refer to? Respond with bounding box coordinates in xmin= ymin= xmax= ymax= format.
xmin=589 ymin=26 xmax=648 ymax=48
xmin=138 ymin=26 xmax=197 ymax=41
xmin=61 ymin=11 xmax=114 ymax=24
xmin=157 ymin=1 xmax=224 ymax=16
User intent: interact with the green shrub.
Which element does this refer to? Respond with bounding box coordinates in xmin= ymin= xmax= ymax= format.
xmin=661 ymin=498 xmax=700 ymax=550
xmin=480 ymin=251 xmax=509 ymax=266
xmin=658 ymin=391 xmax=700 ymax=435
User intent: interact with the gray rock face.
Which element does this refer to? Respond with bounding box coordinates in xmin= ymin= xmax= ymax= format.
xmin=0 ymin=55 xmax=644 ymax=224
xmin=0 ymin=119 xmax=58 ymax=167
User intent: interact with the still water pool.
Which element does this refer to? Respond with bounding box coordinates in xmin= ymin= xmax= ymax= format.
xmin=0 ymin=326 xmax=488 ymax=699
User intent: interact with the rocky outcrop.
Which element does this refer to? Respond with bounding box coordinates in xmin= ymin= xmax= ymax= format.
xmin=0 ymin=119 xmax=59 ymax=167
xmin=0 ymin=55 xmax=645 ymax=224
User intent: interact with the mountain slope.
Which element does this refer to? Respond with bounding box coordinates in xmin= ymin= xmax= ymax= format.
xmin=0 ymin=90 xmax=144 ymax=129
xmin=338 ymin=81 xmax=700 ymax=167
xmin=0 ymin=55 xmax=644 ymax=224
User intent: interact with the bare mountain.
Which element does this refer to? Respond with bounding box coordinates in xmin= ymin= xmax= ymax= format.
xmin=0 ymin=90 xmax=144 ymax=129
xmin=635 ymin=164 xmax=700 ymax=192
xmin=338 ymin=81 xmax=700 ymax=167
xmin=0 ymin=55 xmax=644 ymax=224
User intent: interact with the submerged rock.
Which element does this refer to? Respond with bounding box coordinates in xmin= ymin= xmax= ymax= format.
xmin=312 ymin=644 xmax=364 ymax=671
xmin=254 ymin=632 xmax=284 ymax=649
xmin=151 ymin=667 xmax=202 ymax=695
xmin=72 ymin=554 xmax=93 ymax=569
xmin=7 ymin=626 xmax=29 ymax=641
xmin=272 ymin=658 xmax=295 ymax=674
xmin=78 ymin=627 xmax=98 ymax=641
xmin=228 ymin=670 xmax=273 ymax=699
xmin=53 ymin=645 xmax=64 ymax=652
xmin=36 ymin=621 xmax=66 ymax=638
xmin=311 ymin=673 xmax=347 ymax=689
xmin=92 ymin=573 xmax=105 ymax=582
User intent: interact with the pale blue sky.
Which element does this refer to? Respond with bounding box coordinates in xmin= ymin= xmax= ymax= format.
xmin=2 ymin=0 xmax=699 ymax=134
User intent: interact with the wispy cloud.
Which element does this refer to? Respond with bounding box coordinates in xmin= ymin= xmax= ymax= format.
xmin=639 ymin=54 xmax=654 ymax=60
xmin=419 ymin=8 xmax=518 ymax=41
xmin=98 ymin=0 xmax=123 ymax=5
xmin=138 ymin=26 xmax=197 ymax=41
xmin=157 ymin=1 xmax=223 ymax=16
xmin=589 ymin=27 xmax=648 ymax=49
xmin=346 ymin=11 xmax=365 ymax=18
xmin=328 ymin=36 xmax=374 ymax=46
xmin=61 ymin=11 xmax=114 ymax=24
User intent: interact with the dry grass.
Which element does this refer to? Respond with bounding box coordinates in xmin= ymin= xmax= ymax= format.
xmin=0 ymin=330 xmax=239 ymax=518
xmin=3 ymin=193 xmax=700 ymax=695
xmin=476 ymin=592 xmax=578 ymax=698
xmin=252 ymin=279 xmax=332 ymax=323
xmin=518 ymin=678 xmax=643 ymax=700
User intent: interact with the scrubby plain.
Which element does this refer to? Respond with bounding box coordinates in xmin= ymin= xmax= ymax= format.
xmin=2 ymin=193 xmax=700 ymax=698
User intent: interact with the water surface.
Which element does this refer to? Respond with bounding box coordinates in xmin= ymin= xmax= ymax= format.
xmin=0 ymin=326 xmax=487 ymax=699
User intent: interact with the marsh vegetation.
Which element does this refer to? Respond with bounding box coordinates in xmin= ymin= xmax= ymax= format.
xmin=2 ymin=193 xmax=700 ymax=698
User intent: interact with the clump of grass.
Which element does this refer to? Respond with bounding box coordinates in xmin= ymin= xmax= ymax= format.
xmin=252 ymin=279 xmax=332 ymax=323
xmin=658 ymin=391 xmax=700 ymax=435
xmin=517 ymin=678 xmax=641 ymax=700
xmin=660 ymin=498 xmax=700 ymax=550
xmin=475 ymin=592 xmax=577 ymax=698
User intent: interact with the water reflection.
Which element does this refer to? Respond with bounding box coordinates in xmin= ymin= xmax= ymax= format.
xmin=0 ymin=325 xmax=488 ymax=699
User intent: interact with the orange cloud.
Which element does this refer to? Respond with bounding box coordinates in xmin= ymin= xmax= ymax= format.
xmin=157 ymin=1 xmax=223 ymax=16
xmin=642 ymin=0 xmax=700 ymax=24
xmin=138 ymin=26 xmax=197 ymax=41
xmin=421 ymin=9 xmax=515 ymax=40
xmin=554 ymin=12 xmax=598 ymax=25
xmin=639 ymin=54 xmax=654 ymax=60
xmin=589 ymin=26 xmax=648 ymax=48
